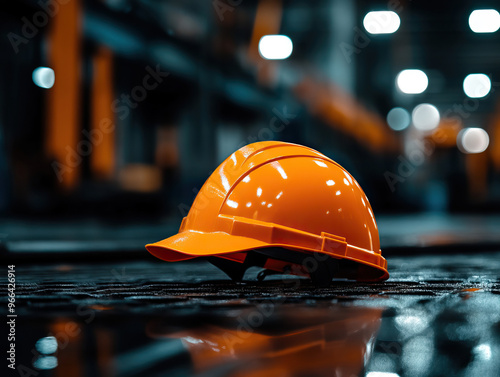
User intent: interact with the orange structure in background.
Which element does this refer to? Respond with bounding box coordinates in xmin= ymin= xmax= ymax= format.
xmin=429 ymin=118 xmax=461 ymax=148
xmin=248 ymin=0 xmax=283 ymax=84
xmin=294 ymin=79 xmax=400 ymax=154
xmin=490 ymin=99 xmax=500 ymax=172
xmin=91 ymin=46 xmax=116 ymax=179
xmin=45 ymin=0 xmax=82 ymax=189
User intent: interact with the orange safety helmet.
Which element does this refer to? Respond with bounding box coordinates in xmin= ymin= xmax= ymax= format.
xmin=146 ymin=141 xmax=388 ymax=284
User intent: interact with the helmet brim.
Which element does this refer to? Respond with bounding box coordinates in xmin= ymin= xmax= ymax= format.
xmin=146 ymin=230 xmax=270 ymax=262
xmin=146 ymin=230 xmax=389 ymax=282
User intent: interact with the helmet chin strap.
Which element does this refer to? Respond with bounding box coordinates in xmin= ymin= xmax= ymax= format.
xmin=206 ymin=248 xmax=341 ymax=287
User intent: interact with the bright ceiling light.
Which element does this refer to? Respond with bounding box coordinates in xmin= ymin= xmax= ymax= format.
xmin=387 ymin=107 xmax=411 ymax=131
xmin=458 ymin=127 xmax=489 ymax=153
xmin=32 ymin=67 xmax=55 ymax=89
xmin=469 ymin=9 xmax=500 ymax=33
xmin=412 ymin=104 xmax=440 ymax=131
xmin=258 ymin=35 xmax=293 ymax=60
xmin=363 ymin=11 xmax=401 ymax=34
xmin=463 ymin=74 xmax=491 ymax=98
xmin=396 ymin=69 xmax=428 ymax=94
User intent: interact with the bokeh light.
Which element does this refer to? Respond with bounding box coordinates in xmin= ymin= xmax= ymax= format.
xmin=457 ymin=127 xmax=489 ymax=153
xmin=35 ymin=336 xmax=58 ymax=355
xmin=412 ymin=104 xmax=440 ymax=131
xmin=397 ymin=70 xmax=428 ymax=94
xmin=463 ymin=74 xmax=491 ymax=98
xmin=387 ymin=107 xmax=411 ymax=131
xmin=469 ymin=9 xmax=500 ymax=33
xmin=32 ymin=67 xmax=55 ymax=89
xmin=363 ymin=11 xmax=401 ymax=34
xmin=258 ymin=35 xmax=293 ymax=60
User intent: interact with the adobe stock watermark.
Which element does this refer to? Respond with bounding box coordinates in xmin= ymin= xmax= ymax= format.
xmin=177 ymin=105 xmax=296 ymax=216
xmin=51 ymin=65 xmax=170 ymax=182
xmin=340 ymin=0 xmax=403 ymax=64
xmin=213 ymin=0 xmax=243 ymax=22
xmin=235 ymin=106 xmax=296 ymax=150
xmin=7 ymin=0 xmax=70 ymax=54
xmin=384 ymin=138 xmax=434 ymax=193
xmin=384 ymin=80 xmax=499 ymax=192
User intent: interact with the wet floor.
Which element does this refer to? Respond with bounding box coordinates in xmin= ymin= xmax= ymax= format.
xmin=2 ymin=252 xmax=500 ymax=377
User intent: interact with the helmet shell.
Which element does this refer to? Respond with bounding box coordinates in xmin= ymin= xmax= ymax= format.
xmin=146 ymin=141 xmax=388 ymax=281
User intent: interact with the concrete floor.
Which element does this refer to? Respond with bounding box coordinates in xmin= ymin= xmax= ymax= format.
xmin=3 ymin=250 xmax=500 ymax=377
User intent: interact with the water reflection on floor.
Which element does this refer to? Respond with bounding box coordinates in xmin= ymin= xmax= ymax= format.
xmin=5 ymin=253 xmax=500 ymax=377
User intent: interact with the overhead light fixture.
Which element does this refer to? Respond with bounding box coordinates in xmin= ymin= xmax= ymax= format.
xmin=412 ymin=104 xmax=440 ymax=131
xmin=32 ymin=67 xmax=55 ymax=89
xmin=463 ymin=73 xmax=491 ymax=98
xmin=396 ymin=69 xmax=429 ymax=94
xmin=363 ymin=11 xmax=401 ymax=34
xmin=258 ymin=35 xmax=293 ymax=60
xmin=396 ymin=69 xmax=428 ymax=94
xmin=387 ymin=107 xmax=411 ymax=131
xmin=469 ymin=9 xmax=500 ymax=33
xmin=457 ymin=127 xmax=489 ymax=153
xmin=366 ymin=372 xmax=401 ymax=377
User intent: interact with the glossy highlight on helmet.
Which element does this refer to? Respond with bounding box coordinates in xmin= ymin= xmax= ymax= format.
xmin=146 ymin=141 xmax=389 ymax=282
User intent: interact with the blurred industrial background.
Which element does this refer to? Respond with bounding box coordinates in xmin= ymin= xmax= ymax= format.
xmin=2 ymin=0 xmax=500 ymax=225
xmin=2 ymin=2 xmax=500 ymax=377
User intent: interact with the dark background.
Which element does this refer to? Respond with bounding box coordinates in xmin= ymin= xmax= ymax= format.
xmin=1 ymin=0 xmax=500 ymax=228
